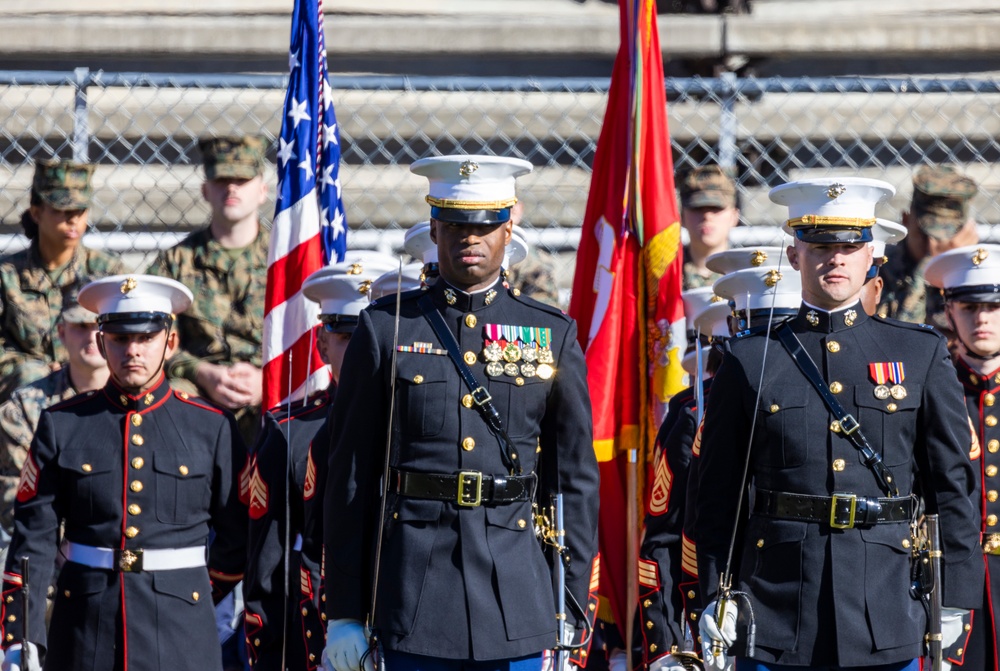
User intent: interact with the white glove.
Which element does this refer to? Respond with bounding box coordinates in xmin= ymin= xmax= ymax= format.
xmin=607 ymin=648 xmax=627 ymax=671
xmin=321 ymin=619 xmax=373 ymax=671
xmin=699 ymin=599 xmax=737 ymax=671
xmin=940 ymin=606 xmax=970 ymax=671
xmin=649 ymin=653 xmax=691 ymax=671
xmin=2 ymin=643 xmax=41 ymax=671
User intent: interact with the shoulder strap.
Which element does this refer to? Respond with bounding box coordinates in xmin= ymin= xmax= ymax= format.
xmin=417 ymin=294 xmax=522 ymax=475
xmin=774 ymin=322 xmax=899 ymax=497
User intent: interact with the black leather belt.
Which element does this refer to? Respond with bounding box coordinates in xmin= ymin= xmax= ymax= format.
xmin=391 ymin=468 xmax=535 ymax=507
xmin=753 ymin=489 xmax=914 ymax=529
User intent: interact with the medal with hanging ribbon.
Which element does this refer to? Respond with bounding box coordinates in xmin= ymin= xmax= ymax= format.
xmin=869 ymin=362 xmax=906 ymax=400
xmin=484 ymin=324 xmax=556 ymax=379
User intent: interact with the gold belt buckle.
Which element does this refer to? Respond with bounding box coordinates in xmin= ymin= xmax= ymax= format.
xmin=457 ymin=471 xmax=483 ymax=507
xmin=829 ymin=493 xmax=857 ymax=529
xmin=117 ymin=549 xmax=143 ymax=572
xmin=984 ymin=534 xmax=1000 ymax=555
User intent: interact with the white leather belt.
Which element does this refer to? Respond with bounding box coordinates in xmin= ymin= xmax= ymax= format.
xmin=62 ymin=540 xmax=206 ymax=573
xmin=293 ymin=533 xmax=303 ymax=552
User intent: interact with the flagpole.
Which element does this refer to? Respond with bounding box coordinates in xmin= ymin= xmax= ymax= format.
xmin=625 ymin=448 xmax=638 ymax=671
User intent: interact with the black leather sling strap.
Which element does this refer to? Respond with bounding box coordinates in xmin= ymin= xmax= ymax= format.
xmin=417 ymin=294 xmax=522 ymax=475
xmin=775 ymin=322 xmax=899 ymax=497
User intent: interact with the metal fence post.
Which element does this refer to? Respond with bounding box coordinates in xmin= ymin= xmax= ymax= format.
xmin=718 ymin=71 xmax=738 ymax=171
xmin=72 ymin=67 xmax=90 ymax=162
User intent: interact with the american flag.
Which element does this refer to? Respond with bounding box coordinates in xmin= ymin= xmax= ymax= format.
xmin=262 ymin=0 xmax=347 ymax=411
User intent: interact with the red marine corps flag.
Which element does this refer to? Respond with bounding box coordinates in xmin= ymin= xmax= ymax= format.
xmin=568 ymin=0 xmax=687 ymax=655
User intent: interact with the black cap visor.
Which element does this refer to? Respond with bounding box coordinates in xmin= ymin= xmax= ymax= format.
xmin=793 ymin=227 xmax=873 ymax=244
xmin=944 ymin=285 xmax=1000 ymax=304
xmin=98 ymin=312 xmax=174 ymax=334
xmin=320 ymin=314 xmax=359 ymax=334
xmin=430 ymin=206 xmax=511 ymax=225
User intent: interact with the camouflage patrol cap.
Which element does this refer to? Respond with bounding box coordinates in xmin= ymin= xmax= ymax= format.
xmin=32 ymin=159 xmax=94 ymax=211
xmin=60 ymin=301 xmax=99 ymax=324
xmin=680 ymin=165 xmax=737 ymax=209
xmin=199 ymin=136 xmax=267 ymax=180
xmin=910 ymin=165 xmax=977 ymax=240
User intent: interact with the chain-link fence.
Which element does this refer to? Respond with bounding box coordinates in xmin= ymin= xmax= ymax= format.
xmin=2 ymin=71 xmax=1000 ymax=281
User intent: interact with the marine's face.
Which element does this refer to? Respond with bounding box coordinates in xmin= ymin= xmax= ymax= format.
xmin=58 ymin=321 xmax=106 ymax=372
xmin=681 ymin=205 xmax=739 ymax=248
xmin=317 ymin=327 xmax=351 ymax=382
xmin=201 ymin=175 xmax=267 ymax=225
xmin=430 ymin=219 xmax=512 ymax=292
xmin=99 ymin=329 xmax=177 ymax=393
xmin=29 ymin=202 xmax=88 ymax=252
xmin=948 ymin=301 xmax=1000 ymax=358
xmin=787 ymin=241 xmax=873 ymax=311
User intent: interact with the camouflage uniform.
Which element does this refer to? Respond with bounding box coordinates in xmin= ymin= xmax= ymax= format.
xmin=145 ymin=136 xmax=269 ymax=446
xmin=504 ymin=248 xmax=560 ymax=307
xmin=679 ymin=164 xmax=737 ymax=291
xmin=877 ymin=165 xmax=977 ymax=333
xmin=0 ymin=160 xmax=124 ymax=400
xmin=0 ymin=367 xmax=75 ymax=535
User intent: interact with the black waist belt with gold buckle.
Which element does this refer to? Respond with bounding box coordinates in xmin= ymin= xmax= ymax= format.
xmin=390 ymin=468 xmax=535 ymax=507
xmin=753 ymin=489 xmax=914 ymax=529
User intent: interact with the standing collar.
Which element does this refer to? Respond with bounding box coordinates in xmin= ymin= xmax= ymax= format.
xmin=431 ymin=277 xmax=507 ymax=312
xmin=956 ymin=356 xmax=1000 ymax=394
xmin=793 ymin=300 xmax=868 ymax=333
xmin=104 ymin=372 xmax=173 ymax=412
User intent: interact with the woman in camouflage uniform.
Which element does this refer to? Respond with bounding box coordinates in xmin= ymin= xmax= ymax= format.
xmin=0 ymin=159 xmax=125 ymax=401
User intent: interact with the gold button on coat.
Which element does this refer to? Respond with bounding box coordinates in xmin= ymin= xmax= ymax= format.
xmin=130 ymin=480 xmax=143 ymax=492
xmin=902 ymin=539 xmax=910 ymax=549
xmin=81 ymin=464 xmax=92 ymax=472
xmin=517 ymin=519 xmax=527 ymax=529
xmin=643 ymin=599 xmax=652 ymax=608
xmin=192 ymin=592 xmax=199 ymax=601
xmin=462 ymin=394 xmax=474 ymax=408
xmin=462 ymin=437 xmax=475 ymax=451
xmin=826 ymin=341 xmax=841 ymax=353
xmin=131 ymin=414 xmax=143 ymax=427
xmin=128 ymin=504 xmax=141 ymax=515
xmin=465 ymin=314 xmax=477 ymax=328
xmin=131 ymin=457 xmax=144 ymax=469
xmin=988 ymin=465 xmax=998 ymax=477
xmin=412 ymin=375 xmax=423 ymax=384
xmin=989 ymin=490 xmax=999 ymax=503
xmin=987 ymin=415 xmax=998 ymax=427
xmin=830 ymin=421 xmax=841 ymax=433
xmin=179 ymin=465 xmax=189 ymax=476
xmin=989 ymin=515 xmax=999 ymax=527
xmin=646 ymin=621 xmax=654 ymax=630
xmin=990 ymin=439 xmax=1000 ymax=453
xmin=125 ymin=526 xmax=139 ymax=538
xmin=832 ymin=459 xmax=846 ymax=472
xmin=986 ymin=393 xmax=995 ymax=407
xmin=463 ymin=351 xmax=477 ymax=365
xmin=829 ymin=381 xmax=843 ymax=394
xmin=131 ymin=434 xmax=144 ymax=446
xmin=515 ymin=377 xmax=524 ymax=386
xmin=756 ymin=539 xmax=764 ymax=548
xmin=687 ymin=590 xmax=696 ymax=599
xmin=886 ymin=403 xmax=898 ymax=413
xmin=769 ymin=404 xmax=780 ymax=413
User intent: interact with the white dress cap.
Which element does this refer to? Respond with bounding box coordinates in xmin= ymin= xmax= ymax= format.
xmin=302 ymin=252 xmax=399 ymax=322
xmin=370 ymin=263 xmax=426 ymax=300
xmin=925 ymin=244 xmax=1000 ymax=303
xmin=681 ymin=287 xmax=727 ymax=332
xmin=693 ymin=301 xmax=732 ymax=339
xmin=403 ymin=222 xmax=437 ymax=264
xmin=713 ymin=266 xmax=804 ymax=314
xmin=769 ymin=177 xmax=895 ymax=237
xmin=410 ymin=155 xmax=533 ymax=212
xmin=706 ymin=246 xmax=790 ymax=275
xmin=80 ymin=274 xmax=193 ymax=319
xmin=506 ymin=227 xmax=530 ymax=268
xmin=870 ymin=218 xmax=907 ymax=259
xmin=682 ymin=346 xmax=714 ymax=380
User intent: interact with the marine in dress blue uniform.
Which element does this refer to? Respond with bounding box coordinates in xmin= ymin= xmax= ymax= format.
xmin=693 ymin=178 xmax=983 ymax=671
xmin=926 ymin=244 xmax=1000 ymax=671
xmin=243 ymin=253 xmax=397 ymax=671
xmin=321 ymin=155 xmax=599 ymax=671
xmin=0 ymin=274 xmax=247 ymax=671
